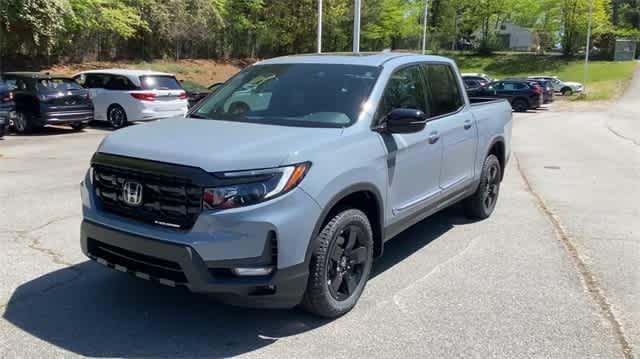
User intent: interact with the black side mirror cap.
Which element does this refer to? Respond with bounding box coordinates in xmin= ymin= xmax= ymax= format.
xmin=382 ymin=108 xmax=428 ymax=134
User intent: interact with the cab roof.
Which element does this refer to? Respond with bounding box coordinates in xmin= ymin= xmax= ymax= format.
xmin=257 ymin=52 xmax=455 ymax=67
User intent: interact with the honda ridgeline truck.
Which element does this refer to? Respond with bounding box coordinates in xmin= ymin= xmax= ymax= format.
xmin=81 ymin=53 xmax=512 ymax=318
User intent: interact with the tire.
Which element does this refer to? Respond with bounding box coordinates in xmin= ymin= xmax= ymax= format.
xmin=511 ymin=99 xmax=528 ymax=112
xmin=107 ymin=105 xmax=127 ymax=129
xmin=12 ymin=112 xmax=32 ymax=134
xmin=464 ymin=154 xmax=502 ymax=220
xmin=561 ymin=87 xmax=573 ymax=96
xmin=301 ymin=209 xmax=374 ymax=318
xmin=70 ymin=122 xmax=87 ymax=131
xmin=0 ymin=123 xmax=5 ymax=138
xmin=228 ymin=102 xmax=250 ymax=115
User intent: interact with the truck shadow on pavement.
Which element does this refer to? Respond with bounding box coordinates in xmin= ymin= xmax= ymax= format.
xmin=3 ymin=206 xmax=471 ymax=357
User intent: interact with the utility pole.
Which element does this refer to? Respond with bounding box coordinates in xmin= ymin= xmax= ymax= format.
xmin=317 ymin=0 xmax=323 ymax=53
xmin=353 ymin=0 xmax=361 ymax=53
xmin=584 ymin=0 xmax=594 ymax=94
xmin=421 ymin=0 xmax=429 ymax=54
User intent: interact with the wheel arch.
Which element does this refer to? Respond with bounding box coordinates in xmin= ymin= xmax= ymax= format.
xmin=305 ymin=183 xmax=385 ymax=265
xmin=486 ymin=136 xmax=506 ymax=180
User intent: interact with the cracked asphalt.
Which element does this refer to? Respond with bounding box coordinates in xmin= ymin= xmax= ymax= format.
xmin=0 ymin=68 xmax=638 ymax=358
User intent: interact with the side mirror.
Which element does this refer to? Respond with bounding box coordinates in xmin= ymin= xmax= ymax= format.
xmin=382 ymin=108 xmax=427 ymax=134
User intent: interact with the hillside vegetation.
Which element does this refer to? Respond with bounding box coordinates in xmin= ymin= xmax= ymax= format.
xmin=46 ymin=53 xmax=636 ymax=101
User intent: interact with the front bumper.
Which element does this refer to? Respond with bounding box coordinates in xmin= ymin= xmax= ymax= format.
xmin=81 ymin=220 xmax=308 ymax=308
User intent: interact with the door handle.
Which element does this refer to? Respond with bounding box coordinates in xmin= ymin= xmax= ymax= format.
xmin=464 ymin=120 xmax=473 ymax=130
xmin=428 ymin=132 xmax=440 ymax=144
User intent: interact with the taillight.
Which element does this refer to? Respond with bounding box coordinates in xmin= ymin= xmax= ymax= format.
xmin=130 ymin=92 xmax=156 ymax=101
xmin=532 ymin=85 xmax=542 ymax=95
xmin=179 ymin=92 xmax=187 ymax=100
xmin=1 ymin=92 xmax=12 ymax=102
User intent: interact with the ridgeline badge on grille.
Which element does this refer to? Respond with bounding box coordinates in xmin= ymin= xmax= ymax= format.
xmin=123 ymin=181 xmax=143 ymax=206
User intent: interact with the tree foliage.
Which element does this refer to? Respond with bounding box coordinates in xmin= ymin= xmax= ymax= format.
xmin=0 ymin=0 xmax=635 ymax=69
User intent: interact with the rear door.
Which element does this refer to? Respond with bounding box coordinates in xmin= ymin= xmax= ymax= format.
xmin=380 ymin=63 xmax=443 ymax=220
xmin=422 ymin=63 xmax=477 ymax=191
xmin=137 ymin=75 xmax=188 ymax=114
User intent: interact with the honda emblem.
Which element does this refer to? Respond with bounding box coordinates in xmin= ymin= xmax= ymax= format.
xmin=122 ymin=181 xmax=143 ymax=206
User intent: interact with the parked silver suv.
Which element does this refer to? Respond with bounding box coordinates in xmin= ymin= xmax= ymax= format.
xmin=81 ymin=53 xmax=512 ymax=317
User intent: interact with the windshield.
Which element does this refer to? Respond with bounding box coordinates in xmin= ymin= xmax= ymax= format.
xmin=37 ymin=78 xmax=83 ymax=92
xmin=140 ymin=76 xmax=183 ymax=90
xmin=193 ymin=63 xmax=381 ymax=128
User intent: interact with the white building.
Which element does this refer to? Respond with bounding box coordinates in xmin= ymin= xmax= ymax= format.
xmin=474 ymin=23 xmax=535 ymax=51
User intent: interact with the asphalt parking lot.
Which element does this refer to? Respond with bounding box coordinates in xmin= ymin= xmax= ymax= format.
xmin=0 ymin=75 xmax=638 ymax=358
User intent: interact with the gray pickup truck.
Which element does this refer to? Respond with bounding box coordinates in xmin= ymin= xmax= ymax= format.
xmin=81 ymin=53 xmax=512 ymax=317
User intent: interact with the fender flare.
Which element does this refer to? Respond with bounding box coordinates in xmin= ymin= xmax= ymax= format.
xmin=303 ymin=182 xmax=385 ymax=266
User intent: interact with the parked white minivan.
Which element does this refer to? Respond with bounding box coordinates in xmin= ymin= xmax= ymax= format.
xmin=73 ymin=69 xmax=188 ymax=128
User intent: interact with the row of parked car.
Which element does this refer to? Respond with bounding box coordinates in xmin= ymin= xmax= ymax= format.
xmin=461 ymin=73 xmax=584 ymax=112
xmin=0 ymin=70 xmax=189 ymax=135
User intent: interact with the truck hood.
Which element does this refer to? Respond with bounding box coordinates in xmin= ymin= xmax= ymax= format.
xmin=98 ymin=117 xmax=343 ymax=172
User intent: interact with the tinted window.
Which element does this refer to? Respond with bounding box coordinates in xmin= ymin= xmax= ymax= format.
xmin=514 ymin=83 xmax=528 ymax=90
xmin=378 ymin=65 xmax=428 ymax=118
xmin=81 ymin=74 xmax=110 ymax=89
xmin=140 ymin=76 xmax=182 ymax=90
xmin=105 ymin=75 xmax=136 ymax=91
xmin=4 ymin=77 xmax=36 ymax=92
xmin=195 ymin=64 xmax=381 ymax=128
xmin=37 ymin=78 xmax=83 ymax=92
xmin=423 ymin=64 xmax=464 ymax=117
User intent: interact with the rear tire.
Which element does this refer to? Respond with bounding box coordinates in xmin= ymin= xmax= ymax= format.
xmin=12 ymin=112 xmax=32 ymax=134
xmin=464 ymin=154 xmax=502 ymax=220
xmin=512 ymin=99 xmax=528 ymax=112
xmin=70 ymin=122 xmax=87 ymax=131
xmin=301 ymin=209 xmax=374 ymax=318
xmin=107 ymin=105 xmax=127 ymax=129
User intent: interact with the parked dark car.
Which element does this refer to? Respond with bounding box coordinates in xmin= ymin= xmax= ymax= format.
xmin=467 ymin=80 xmax=543 ymax=112
xmin=0 ymin=80 xmax=16 ymax=138
xmin=1 ymin=72 xmax=94 ymax=133
xmin=527 ymin=79 xmax=554 ymax=104
xmin=462 ymin=76 xmax=490 ymax=91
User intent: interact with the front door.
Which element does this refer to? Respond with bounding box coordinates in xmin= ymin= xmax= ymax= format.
xmin=377 ymin=64 xmax=443 ymax=221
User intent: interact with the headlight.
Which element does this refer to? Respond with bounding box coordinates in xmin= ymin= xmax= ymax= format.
xmin=203 ymin=162 xmax=311 ymax=210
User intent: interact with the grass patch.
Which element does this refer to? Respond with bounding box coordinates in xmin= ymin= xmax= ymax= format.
xmin=132 ymin=61 xmax=205 ymax=75
xmin=451 ymin=53 xmax=637 ymax=101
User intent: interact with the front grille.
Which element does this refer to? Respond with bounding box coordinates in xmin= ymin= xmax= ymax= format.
xmin=87 ymin=238 xmax=188 ymax=284
xmin=93 ymin=164 xmax=202 ymax=229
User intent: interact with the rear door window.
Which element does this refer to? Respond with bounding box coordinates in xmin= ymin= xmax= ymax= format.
xmin=422 ymin=64 xmax=464 ymax=117
xmin=139 ymin=76 xmax=183 ymax=90
xmin=104 ymin=76 xmax=137 ymax=91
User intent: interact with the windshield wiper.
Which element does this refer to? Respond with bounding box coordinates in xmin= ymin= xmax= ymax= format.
xmin=187 ymin=113 xmax=210 ymax=119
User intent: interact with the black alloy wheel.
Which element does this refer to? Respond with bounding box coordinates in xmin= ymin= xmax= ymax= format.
xmin=108 ymin=105 xmax=127 ymax=129
xmin=481 ymin=160 xmax=501 ymax=213
xmin=327 ymin=225 xmax=369 ymax=301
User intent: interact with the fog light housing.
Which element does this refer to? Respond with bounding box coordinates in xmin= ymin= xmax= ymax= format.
xmin=231 ymin=266 xmax=274 ymax=276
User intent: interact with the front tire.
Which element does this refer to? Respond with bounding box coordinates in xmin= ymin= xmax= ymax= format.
xmin=107 ymin=105 xmax=127 ymax=129
xmin=464 ymin=154 xmax=502 ymax=219
xmin=301 ymin=209 xmax=374 ymax=318
xmin=561 ymin=87 xmax=573 ymax=96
